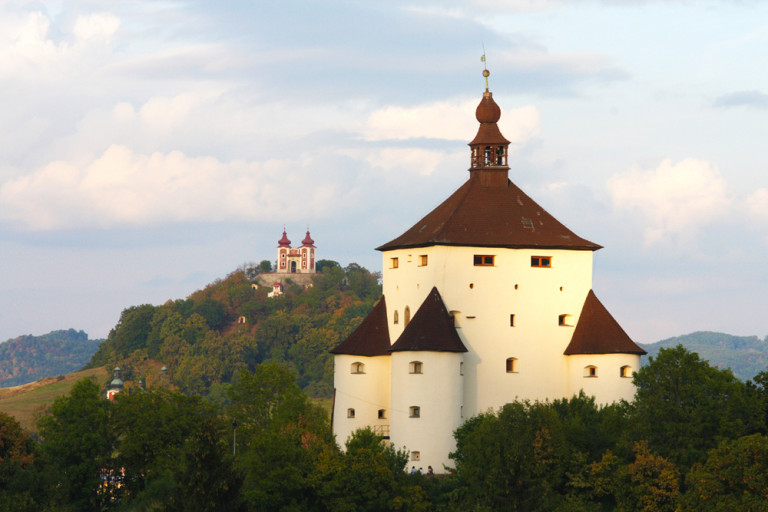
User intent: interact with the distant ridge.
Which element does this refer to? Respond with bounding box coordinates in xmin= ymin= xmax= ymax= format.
xmin=0 ymin=329 xmax=103 ymax=387
xmin=639 ymin=331 xmax=768 ymax=381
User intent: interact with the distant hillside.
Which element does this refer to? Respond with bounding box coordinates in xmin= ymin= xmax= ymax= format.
xmin=639 ymin=331 xmax=768 ymax=381
xmin=0 ymin=329 xmax=103 ymax=387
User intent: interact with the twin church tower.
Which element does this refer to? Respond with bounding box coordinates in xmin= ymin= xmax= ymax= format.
xmin=330 ymin=71 xmax=645 ymax=471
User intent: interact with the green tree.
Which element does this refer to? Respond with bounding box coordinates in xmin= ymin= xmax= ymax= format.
xmin=450 ymin=401 xmax=571 ymax=511
xmin=37 ymin=378 xmax=116 ymax=511
xmin=682 ymin=433 xmax=768 ymax=511
xmin=630 ymin=345 xmax=762 ymax=470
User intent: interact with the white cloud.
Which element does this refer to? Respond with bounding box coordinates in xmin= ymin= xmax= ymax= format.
xmin=362 ymin=99 xmax=540 ymax=148
xmin=0 ymin=145 xmax=337 ymax=230
xmin=607 ymin=158 xmax=732 ymax=246
xmin=73 ymin=13 xmax=121 ymax=42
xmin=747 ymin=188 xmax=768 ymax=221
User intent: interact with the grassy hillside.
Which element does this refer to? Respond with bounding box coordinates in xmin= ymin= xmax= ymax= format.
xmin=639 ymin=331 xmax=768 ymax=381
xmin=0 ymin=366 xmax=108 ymax=431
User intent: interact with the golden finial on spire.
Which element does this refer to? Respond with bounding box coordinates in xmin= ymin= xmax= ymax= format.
xmin=481 ymin=49 xmax=490 ymax=92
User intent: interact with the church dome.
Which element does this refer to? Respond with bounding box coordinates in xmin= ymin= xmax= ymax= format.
xmin=301 ymin=230 xmax=315 ymax=247
xmin=278 ymin=229 xmax=291 ymax=247
xmin=475 ymin=92 xmax=501 ymax=124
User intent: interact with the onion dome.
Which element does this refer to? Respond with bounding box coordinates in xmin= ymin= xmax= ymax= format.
xmin=278 ymin=229 xmax=291 ymax=247
xmin=301 ymin=229 xmax=315 ymax=247
xmin=109 ymin=367 xmax=124 ymax=391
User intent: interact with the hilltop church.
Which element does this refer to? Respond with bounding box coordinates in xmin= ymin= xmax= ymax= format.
xmin=330 ymin=70 xmax=646 ymax=472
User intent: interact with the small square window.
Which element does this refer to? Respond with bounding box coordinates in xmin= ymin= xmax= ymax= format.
xmin=409 ymin=406 xmax=420 ymax=418
xmin=347 ymin=408 xmax=355 ymax=418
xmin=411 ymin=451 xmax=420 ymax=461
xmin=473 ymin=255 xmax=495 ymax=266
xmin=506 ymin=358 xmax=517 ymax=373
xmin=378 ymin=409 xmax=387 ymax=419
xmin=419 ymin=255 xmax=428 ymax=266
xmin=531 ymin=256 xmax=552 ymax=268
xmin=391 ymin=257 xmax=399 ymax=269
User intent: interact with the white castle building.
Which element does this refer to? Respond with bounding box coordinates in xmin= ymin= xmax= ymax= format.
xmin=330 ymin=75 xmax=646 ymax=472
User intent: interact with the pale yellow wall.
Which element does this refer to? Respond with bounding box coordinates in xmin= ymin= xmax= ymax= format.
xmin=382 ymin=246 xmax=594 ymax=416
xmin=565 ymin=353 xmax=640 ymax=404
xmin=389 ymin=351 xmax=464 ymax=472
xmin=332 ymin=354 xmax=391 ymax=448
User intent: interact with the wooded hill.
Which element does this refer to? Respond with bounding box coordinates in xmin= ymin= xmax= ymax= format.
xmin=0 ymin=329 xmax=102 ymax=387
xmin=83 ymin=261 xmax=382 ymax=398
xmin=639 ymin=331 xmax=768 ymax=381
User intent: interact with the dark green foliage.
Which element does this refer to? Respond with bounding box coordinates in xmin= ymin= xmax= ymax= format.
xmin=0 ymin=329 xmax=102 ymax=387
xmin=0 ymin=412 xmax=53 ymax=511
xmin=37 ymin=378 xmax=116 ymax=511
xmin=630 ymin=345 xmax=763 ymax=471
xmin=682 ymin=434 xmax=768 ymax=511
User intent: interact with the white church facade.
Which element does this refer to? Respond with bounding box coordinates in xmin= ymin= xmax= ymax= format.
xmin=330 ymin=74 xmax=645 ymax=472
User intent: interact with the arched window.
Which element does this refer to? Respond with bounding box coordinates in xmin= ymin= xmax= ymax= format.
xmin=347 ymin=408 xmax=355 ymax=418
xmin=584 ymin=365 xmax=597 ymax=378
xmin=506 ymin=357 xmax=517 ymax=373
xmin=409 ymin=406 xmax=420 ymax=418
xmin=393 ymin=310 xmax=399 ymax=324
xmin=404 ymin=306 xmax=411 ymax=326
xmin=620 ymin=365 xmax=632 ymax=378
xmin=409 ymin=361 xmax=423 ymax=374
xmin=351 ymin=362 xmax=365 ymax=374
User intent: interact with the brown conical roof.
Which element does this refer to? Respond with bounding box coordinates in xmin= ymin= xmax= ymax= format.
xmin=564 ymin=290 xmax=646 ymax=355
xmin=376 ymin=175 xmax=601 ymax=251
xmin=330 ymin=296 xmax=391 ymax=356
xmin=389 ymin=287 xmax=467 ymax=353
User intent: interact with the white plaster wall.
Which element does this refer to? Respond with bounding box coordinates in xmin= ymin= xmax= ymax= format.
xmin=333 ymin=354 xmax=391 ymax=449
xmin=381 ymin=246 xmax=594 ymax=417
xmin=565 ymin=353 xmax=641 ymax=405
xmin=389 ymin=351 xmax=464 ymax=473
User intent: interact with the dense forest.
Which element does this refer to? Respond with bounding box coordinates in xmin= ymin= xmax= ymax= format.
xmin=4 ymin=346 xmax=768 ymax=510
xmin=84 ymin=260 xmax=382 ymax=399
xmin=0 ymin=330 xmax=102 ymax=387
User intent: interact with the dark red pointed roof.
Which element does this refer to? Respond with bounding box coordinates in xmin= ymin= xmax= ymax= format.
xmin=278 ymin=229 xmax=291 ymax=248
xmin=376 ymin=176 xmax=601 ymax=251
xmin=330 ymin=296 xmax=391 ymax=356
xmin=301 ymin=230 xmax=315 ymax=247
xmin=564 ymin=290 xmax=646 ymax=355
xmin=389 ymin=287 xmax=467 ymax=353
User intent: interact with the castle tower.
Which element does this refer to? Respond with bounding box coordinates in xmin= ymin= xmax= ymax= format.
xmin=330 ymin=67 xmax=645 ymax=472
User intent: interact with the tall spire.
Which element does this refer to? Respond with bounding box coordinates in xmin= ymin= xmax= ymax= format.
xmin=468 ymin=58 xmax=510 ymax=186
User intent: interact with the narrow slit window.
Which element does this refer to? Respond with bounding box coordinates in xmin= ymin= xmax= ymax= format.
xmin=394 ymin=310 xmax=399 ymax=325
xmin=473 ymin=255 xmax=495 ymax=266
xmin=404 ymin=306 xmax=411 ymax=326
xmin=510 ymin=314 xmax=515 ymax=327
xmin=531 ymin=256 xmax=552 ymax=268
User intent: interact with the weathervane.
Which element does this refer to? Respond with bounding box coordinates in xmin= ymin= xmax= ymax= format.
xmin=481 ymin=47 xmax=490 ymax=92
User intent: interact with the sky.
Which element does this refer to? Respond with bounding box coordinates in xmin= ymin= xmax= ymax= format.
xmin=1 ymin=0 xmax=767 ymax=345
